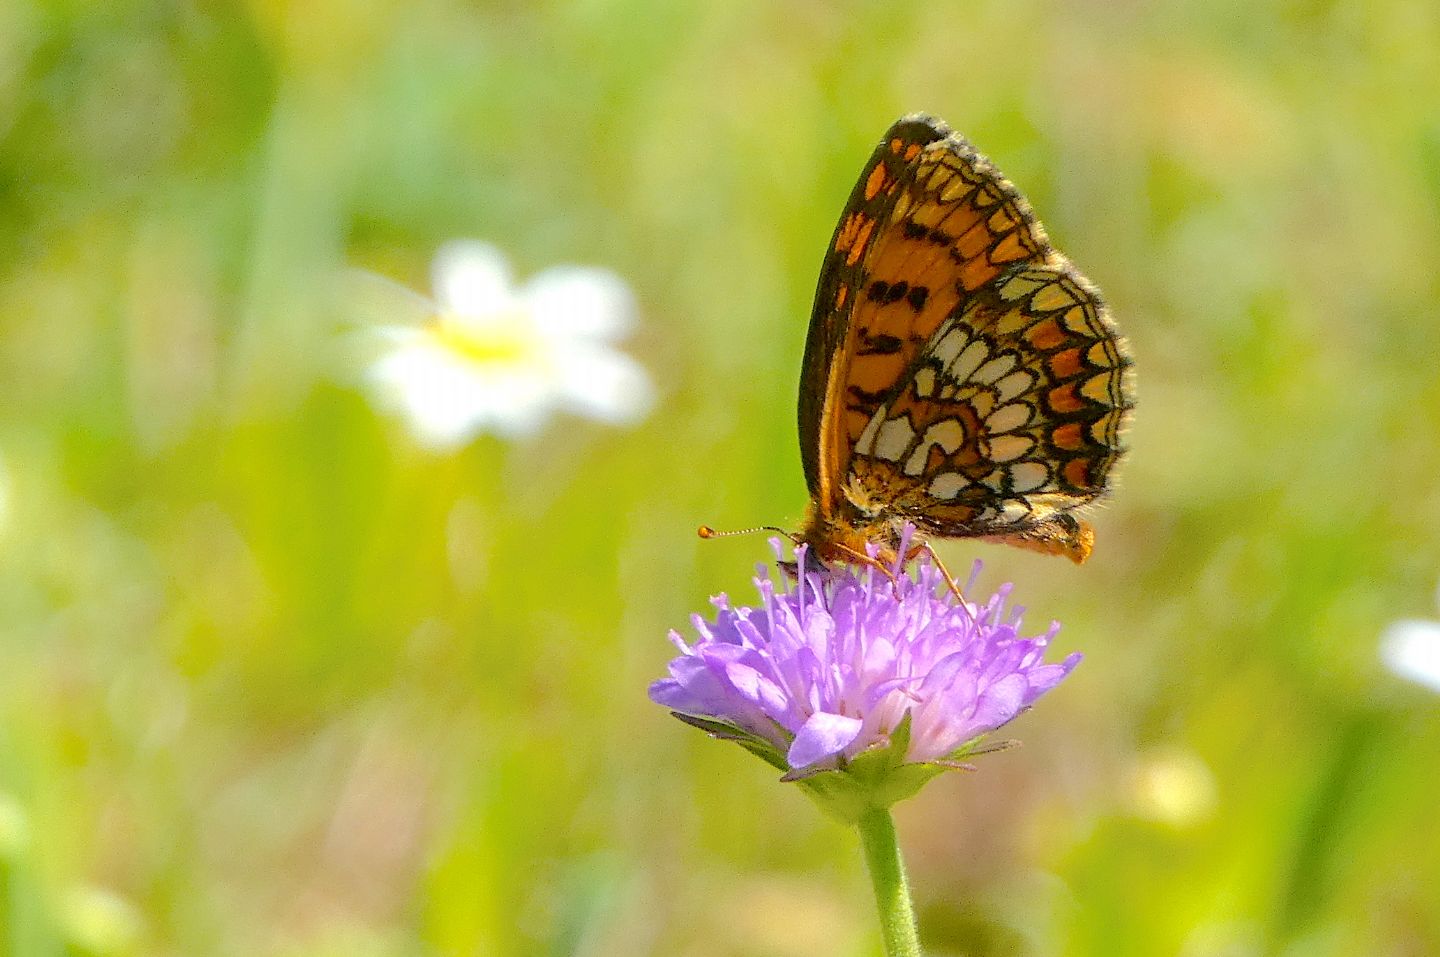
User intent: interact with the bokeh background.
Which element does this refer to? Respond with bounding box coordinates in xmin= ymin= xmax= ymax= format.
xmin=3 ymin=1 xmax=1440 ymax=954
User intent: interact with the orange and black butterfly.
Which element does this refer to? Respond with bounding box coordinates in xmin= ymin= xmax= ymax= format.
xmin=791 ymin=114 xmax=1134 ymax=576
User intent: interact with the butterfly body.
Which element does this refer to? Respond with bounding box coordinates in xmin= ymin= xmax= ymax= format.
xmin=796 ymin=114 xmax=1133 ymax=567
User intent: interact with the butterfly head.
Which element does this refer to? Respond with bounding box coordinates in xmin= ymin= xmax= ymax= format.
xmin=796 ymin=498 xmax=907 ymax=570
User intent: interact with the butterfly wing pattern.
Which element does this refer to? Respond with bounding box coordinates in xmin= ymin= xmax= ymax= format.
xmin=798 ymin=114 xmax=1133 ymax=565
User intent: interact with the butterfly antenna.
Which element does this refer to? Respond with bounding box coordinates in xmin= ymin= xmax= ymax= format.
xmin=698 ymin=524 xmax=799 ymax=543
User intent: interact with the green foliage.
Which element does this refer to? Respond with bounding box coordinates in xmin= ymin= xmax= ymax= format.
xmin=1 ymin=1 xmax=1438 ymax=954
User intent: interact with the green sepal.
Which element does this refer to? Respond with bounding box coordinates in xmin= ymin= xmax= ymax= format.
xmin=940 ymin=736 xmax=1018 ymax=762
xmin=668 ymin=712 xmax=791 ymax=772
xmin=783 ymin=714 xmax=929 ymax=824
xmin=671 ymin=711 xmax=1018 ymax=823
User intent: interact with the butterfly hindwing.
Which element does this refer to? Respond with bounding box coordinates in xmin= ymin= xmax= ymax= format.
xmin=847 ymin=262 xmax=1131 ymax=537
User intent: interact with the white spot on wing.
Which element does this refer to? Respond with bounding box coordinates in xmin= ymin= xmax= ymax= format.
xmin=926 ymin=418 xmax=966 ymax=453
xmin=856 ymin=408 xmax=884 ymax=453
xmin=872 ymin=416 xmax=916 ymax=462
xmin=902 ymin=418 xmax=968 ymax=476
xmin=988 ymin=434 xmax=1034 ymax=463
xmin=948 ymin=340 xmax=989 ymax=383
xmin=997 ymin=500 xmax=1032 ymax=523
xmin=927 ymin=472 xmax=970 ymax=499
xmin=972 ymin=354 xmax=1017 ymax=385
xmin=929 ymin=327 xmax=969 ymax=367
xmin=1010 ymin=461 xmax=1050 ymax=492
xmin=913 ymin=366 xmax=937 ymax=398
xmin=993 ymin=370 xmax=1035 ymax=403
xmin=987 ymin=403 xmax=1031 ymax=434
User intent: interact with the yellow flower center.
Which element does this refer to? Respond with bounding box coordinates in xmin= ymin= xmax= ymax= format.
xmin=429 ymin=310 xmax=545 ymax=367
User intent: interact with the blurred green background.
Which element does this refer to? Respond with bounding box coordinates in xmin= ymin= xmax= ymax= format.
xmin=3 ymin=1 xmax=1440 ymax=954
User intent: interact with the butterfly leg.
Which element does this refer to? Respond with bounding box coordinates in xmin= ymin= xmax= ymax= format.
xmin=911 ymin=540 xmax=979 ymax=620
xmin=778 ymin=542 xmax=838 ymax=583
xmin=824 ymin=541 xmax=902 ymax=595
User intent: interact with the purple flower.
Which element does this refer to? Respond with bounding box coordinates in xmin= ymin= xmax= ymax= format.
xmin=651 ymin=534 xmax=1080 ymax=789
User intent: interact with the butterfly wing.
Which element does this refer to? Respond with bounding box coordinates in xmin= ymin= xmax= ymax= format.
xmin=849 ymin=261 xmax=1132 ymax=558
xmin=801 ymin=115 xmax=1132 ymax=559
xmin=799 ymin=116 xmax=952 ymax=509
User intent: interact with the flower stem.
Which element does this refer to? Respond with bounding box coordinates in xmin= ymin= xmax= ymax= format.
xmin=857 ymin=806 xmax=922 ymax=957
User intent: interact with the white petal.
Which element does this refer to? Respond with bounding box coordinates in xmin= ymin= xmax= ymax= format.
xmin=467 ymin=367 xmax=561 ymax=438
xmin=523 ymin=266 xmax=636 ymax=341
xmin=369 ymin=339 xmax=555 ymax=446
xmin=553 ymin=342 xmax=654 ymax=424
xmin=1380 ymin=619 xmax=1440 ymax=693
xmin=431 ymin=241 xmax=515 ymax=317
xmin=340 ymin=268 xmax=439 ymax=329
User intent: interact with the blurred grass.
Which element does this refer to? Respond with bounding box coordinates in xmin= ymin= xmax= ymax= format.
xmin=2 ymin=0 xmax=1440 ymax=954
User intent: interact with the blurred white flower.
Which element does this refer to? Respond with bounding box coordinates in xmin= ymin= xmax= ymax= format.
xmin=1123 ymin=746 xmax=1217 ymax=827
xmin=61 ymin=885 xmax=144 ymax=955
xmin=1380 ymin=577 xmax=1440 ymax=693
xmin=0 ymin=792 xmax=28 ymax=855
xmin=367 ymin=241 xmax=653 ymax=447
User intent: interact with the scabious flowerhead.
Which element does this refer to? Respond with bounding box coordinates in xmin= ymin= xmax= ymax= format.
xmin=650 ymin=532 xmax=1080 ymax=818
xmin=365 ymin=240 xmax=653 ymax=447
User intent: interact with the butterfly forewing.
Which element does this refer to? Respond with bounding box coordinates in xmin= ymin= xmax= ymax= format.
xmin=800 ymin=117 xmax=946 ymax=506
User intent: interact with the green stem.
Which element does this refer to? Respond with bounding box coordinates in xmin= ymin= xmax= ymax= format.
xmin=857 ymin=806 xmax=922 ymax=957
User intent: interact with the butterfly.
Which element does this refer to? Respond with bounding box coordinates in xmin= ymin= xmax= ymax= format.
xmin=793 ymin=114 xmax=1134 ymax=578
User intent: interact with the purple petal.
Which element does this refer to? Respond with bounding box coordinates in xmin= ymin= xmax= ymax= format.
xmin=649 ymin=657 xmax=729 ymax=713
xmin=1024 ymin=654 xmax=1081 ymax=698
xmin=861 ymin=636 xmax=898 ymax=677
xmin=916 ymin=650 xmax=972 ymax=697
xmin=971 ymin=672 xmax=1028 ymax=730
xmin=787 ymin=712 xmax=864 ymax=768
xmin=648 ymin=679 xmax=685 ymax=708
xmin=723 ymin=660 xmax=789 ymax=716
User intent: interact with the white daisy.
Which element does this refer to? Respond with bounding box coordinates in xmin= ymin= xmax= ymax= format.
xmin=366 ymin=241 xmax=653 ymax=448
xmin=1380 ymin=576 xmax=1440 ymax=694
